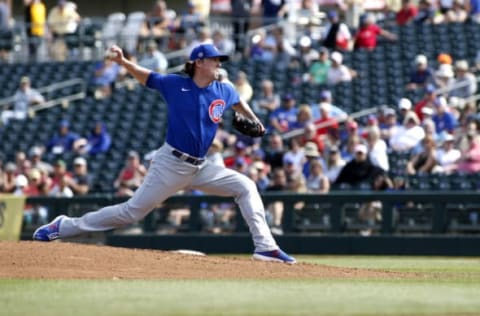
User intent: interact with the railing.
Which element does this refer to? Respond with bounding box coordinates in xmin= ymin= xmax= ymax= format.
xmin=0 ymin=77 xmax=86 ymax=115
xmin=26 ymin=191 xmax=480 ymax=235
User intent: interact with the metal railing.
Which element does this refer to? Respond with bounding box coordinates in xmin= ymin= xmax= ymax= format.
xmin=0 ymin=77 xmax=86 ymax=115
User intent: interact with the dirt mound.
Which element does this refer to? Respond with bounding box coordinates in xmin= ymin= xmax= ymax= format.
xmin=1 ymin=241 xmax=404 ymax=280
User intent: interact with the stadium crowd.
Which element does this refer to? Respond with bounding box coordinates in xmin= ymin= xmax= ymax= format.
xmin=1 ymin=0 xmax=480 ymax=233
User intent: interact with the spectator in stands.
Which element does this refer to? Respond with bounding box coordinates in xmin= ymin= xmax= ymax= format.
xmin=322 ymin=10 xmax=352 ymax=51
xmin=269 ymin=94 xmax=298 ymax=133
xmin=449 ymin=60 xmax=477 ymax=100
xmin=307 ymin=47 xmax=331 ymax=85
xmin=233 ymin=71 xmax=253 ymax=102
xmin=295 ymin=0 xmax=320 ymax=23
xmin=327 ymin=51 xmax=354 ymax=85
xmin=46 ymin=119 xmax=81 ymax=155
xmin=233 ymin=156 xmax=249 ymax=174
xmin=252 ymin=161 xmax=270 ymax=192
xmin=28 ymin=146 xmax=53 ymax=175
xmin=22 ymin=168 xmax=49 ymax=224
xmin=175 ymin=1 xmax=205 ymax=43
xmin=434 ymin=64 xmax=454 ymax=93
xmin=139 ymin=0 xmax=174 ymax=50
xmin=469 ymin=0 xmax=480 ymax=23
xmin=298 ymin=122 xmax=325 ymax=154
xmin=1 ymin=76 xmax=44 ymax=126
xmin=367 ymin=126 xmax=389 ymax=172
xmin=414 ymin=84 xmax=437 ymax=121
xmin=335 ymin=143 xmax=385 ymax=187
xmin=432 ymin=97 xmax=458 ymax=134
xmin=14 ymin=151 xmax=29 ymax=178
xmin=406 ymin=135 xmax=437 ymax=175
xmin=78 ymin=121 xmax=112 ymax=155
xmin=311 ymin=90 xmax=348 ymax=121
xmin=396 ymin=0 xmax=418 ymax=25
xmin=313 ymin=102 xmax=339 ymax=136
xmin=185 ymin=26 xmax=213 ymax=54
xmin=24 ymin=0 xmax=46 ymax=60
xmin=445 ymin=0 xmax=468 ymax=22
xmin=212 ymin=29 xmax=235 ymax=56
xmin=261 ymin=0 xmax=288 ymax=26
xmin=0 ymin=0 xmax=11 ymax=61
xmin=189 ymin=0 xmax=210 ymax=19
xmin=406 ymin=54 xmax=434 ymax=91
xmin=248 ymin=30 xmax=274 ymax=61
xmin=114 ymin=150 xmax=147 ymax=191
xmin=1 ymin=162 xmax=16 ymax=193
xmin=0 ymin=1 xmax=9 ymax=31
xmin=439 ymin=0 xmax=455 ymax=13
xmin=397 ymin=97 xmax=413 ymax=125
xmin=138 ymin=41 xmax=168 ymax=73
xmin=414 ymin=0 xmax=437 ymax=24
xmin=48 ymin=173 xmax=74 ymax=197
xmin=224 ymin=140 xmax=252 ymax=168
xmin=283 ymin=138 xmax=305 ymax=171
xmin=434 ymin=133 xmax=461 ymax=174
xmin=231 ymin=0 xmax=253 ymax=53
xmin=66 ymin=157 xmax=90 ymax=195
xmin=47 ymin=0 xmax=81 ymax=61
xmin=380 ymin=108 xmax=400 ymax=142
xmin=90 ymin=56 xmax=121 ymax=99
xmin=264 ymin=133 xmax=286 ymax=170
xmin=295 ymin=36 xmax=319 ymax=69
xmin=420 ymin=106 xmax=435 ymax=124
xmin=390 ymin=112 xmax=426 ymax=152
xmin=456 ymin=132 xmax=480 ymax=173
xmin=343 ymin=131 xmax=363 ymax=161
xmin=306 ymin=158 xmax=330 ymax=193
xmin=325 ymin=146 xmax=345 ymax=183
xmin=266 ymin=26 xmax=296 ymax=68
xmin=49 ymin=159 xmax=71 ymax=190
xmin=354 ymin=13 xmax=397 ymax=51
xmin=301 ymin=141 xmax=324 ymax=179
xmin=290 ymin=104 xmax=314 ymax=130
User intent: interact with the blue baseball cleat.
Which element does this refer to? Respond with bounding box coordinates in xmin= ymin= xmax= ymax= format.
xmin=33 ymin=215 xmax=65 ymax=241
xmin=253 ymin=249 xmax=297 ymax=264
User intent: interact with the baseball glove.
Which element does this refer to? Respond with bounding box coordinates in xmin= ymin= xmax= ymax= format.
xmin=232 ymin=113 xmax=265 ymax=137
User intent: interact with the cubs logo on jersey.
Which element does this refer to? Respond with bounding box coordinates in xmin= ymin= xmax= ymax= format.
xmin=208 ymin=99 xmax=226 ymax=123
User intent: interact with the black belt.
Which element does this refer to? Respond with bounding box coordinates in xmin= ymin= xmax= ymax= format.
xmin=171 ymin=149 xmax=205 ymax=166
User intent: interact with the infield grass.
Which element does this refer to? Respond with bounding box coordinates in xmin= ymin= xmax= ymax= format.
xmin=1 ymin=256 xmax=480 ymax=316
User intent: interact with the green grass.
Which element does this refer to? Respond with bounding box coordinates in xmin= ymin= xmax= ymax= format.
xmin=1 ymin=256 xmax=480 ymax=316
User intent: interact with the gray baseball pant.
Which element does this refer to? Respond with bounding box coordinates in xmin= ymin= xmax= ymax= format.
xmin=59 ymin=143 xmax=278 ymax=252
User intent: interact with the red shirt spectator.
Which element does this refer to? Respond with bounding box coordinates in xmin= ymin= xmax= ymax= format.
xmin=355 ymin=24 xmax=381 ymax=50
xmin=396 ymin=0 xmax=418 ymax=25
xmin=354 ymin=13 xmax=397 ymax=50
xmin=414 ymin=84 xmax=436 ymax=121
xmin=298 ymin=123 xmax=325 ymax=154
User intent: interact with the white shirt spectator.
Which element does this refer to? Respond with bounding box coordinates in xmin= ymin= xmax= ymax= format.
xmin=1 ymin=77 xmax=44 ymax=125
xmin=390 ymin=125 xmax=426 ymax=152
xmin=369 ymin=138 xmax=389 ymax=171
xmin=327 ymin=51 xmax=352 ymax=85
xmin=139 ymin=45 xmax=168 ymax=73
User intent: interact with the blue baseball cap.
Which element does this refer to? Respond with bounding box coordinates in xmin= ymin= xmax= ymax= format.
xmin=189 ymin=44 xmax=229 ymax=62
xmin=327 ymin=10 xmax=338 ymax=19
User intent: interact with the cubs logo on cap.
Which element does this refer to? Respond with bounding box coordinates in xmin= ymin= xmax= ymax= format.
xmin=189 ymin=44 xmax=229 ymax=62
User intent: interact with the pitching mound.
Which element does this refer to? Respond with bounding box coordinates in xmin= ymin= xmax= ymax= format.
xmin=1 ymin=241 xmax=404 ymax=280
